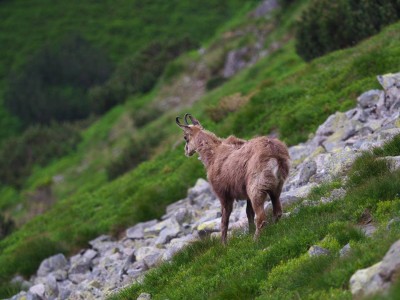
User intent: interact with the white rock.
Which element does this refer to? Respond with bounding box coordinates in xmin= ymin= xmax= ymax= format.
xmin=29 ymin=284 xmax=45 ymax=298
xmin=350 ymin=262 xmax=383 ymax=298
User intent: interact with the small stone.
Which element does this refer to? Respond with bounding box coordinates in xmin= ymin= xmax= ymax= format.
xmin=137 ymin=292 xmax=151 ymax=300
xmin=361 ymin=223 xmax=377 ymax=237
xmin=339 ymin=243 xmax=351 ymax=257
xmin=387 ymin=217 xmax=400 ymax=230
xmin=308 ymin=245 xmax=330 ymax=257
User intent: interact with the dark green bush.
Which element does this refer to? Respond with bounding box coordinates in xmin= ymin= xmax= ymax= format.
xmin=4 ymin=34 xmax=113 ymax=124
xmin=0 ymin=124 xmax=81 ymax=188
xmin=296 ymin=0 xmax=400 ymax=61
xmin=0 ymin=214 xmax=15 ymax=240
xmin=279 ymin=0 xmax=297 ymax=8
xmin=206 ymin=76 xmax=227 ymax=90
xmin=90 ymin=36 xmax=199 ymax=114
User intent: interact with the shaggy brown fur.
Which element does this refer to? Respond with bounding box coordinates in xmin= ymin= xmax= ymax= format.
xmin=176 ymin=114 xmax=290 ymax=244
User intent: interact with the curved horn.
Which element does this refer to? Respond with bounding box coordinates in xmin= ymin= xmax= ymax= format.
xmin=184 ymin=113 xmax=191 ymax=125
xmin=176 ymin=116 xmax=189 ymax=129
xmin=176 ymin=116 xmax=183 ymax=125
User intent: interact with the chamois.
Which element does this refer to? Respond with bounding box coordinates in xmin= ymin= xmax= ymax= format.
xmin=176 ymin=114 xmax=290 ymax=244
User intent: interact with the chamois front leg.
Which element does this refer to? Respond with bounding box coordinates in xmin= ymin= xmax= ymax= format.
xmin=220 ymin=198 xmax=233 ymax=245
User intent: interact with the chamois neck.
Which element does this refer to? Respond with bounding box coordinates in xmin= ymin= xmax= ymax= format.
xmin=195 ymin=130 xmax=221 ymax=168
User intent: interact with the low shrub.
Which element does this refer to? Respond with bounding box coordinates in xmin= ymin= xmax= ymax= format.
xmin=296 ymin=0 xmax=400 ymax=61
xmin=0 ymin=124 xmax=81 ymax=188
xmin=4 ymin=34 xmax=113 ymax=124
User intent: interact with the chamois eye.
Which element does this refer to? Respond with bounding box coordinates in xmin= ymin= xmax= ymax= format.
xmin=184 ymin=136 xmax=188 ymax=142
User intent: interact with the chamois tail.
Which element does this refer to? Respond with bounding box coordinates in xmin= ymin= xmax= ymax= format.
xmin=277 ymin=157 xmax=290 ymax=182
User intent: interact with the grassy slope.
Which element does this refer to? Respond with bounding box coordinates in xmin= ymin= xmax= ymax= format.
xmin=0 ymin=0 xmax=258 ymax=143
xmin=112 ymin=136 xmax=400 ymax=300
xmin=1 ymin=1 xmax=400 ymax=296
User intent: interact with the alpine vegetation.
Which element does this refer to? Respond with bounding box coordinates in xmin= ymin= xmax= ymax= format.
xmin=176 ymin=114 xmax=290 ymax=244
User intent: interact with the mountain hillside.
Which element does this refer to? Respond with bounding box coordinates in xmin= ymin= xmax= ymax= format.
xmin=1 ymin=0 xmax=400 ymax=299
xmin=8 ymin=71 xmax=400 ymax=299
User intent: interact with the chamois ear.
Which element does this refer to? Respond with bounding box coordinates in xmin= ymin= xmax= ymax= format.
xmin=176 ymin=116 xmax=190 ymax=131
xmin=187 ymin=114 xmax=203 ymax=129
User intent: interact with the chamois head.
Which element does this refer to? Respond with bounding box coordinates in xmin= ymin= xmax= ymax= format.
xmin=176 ymin=113 xmax=203 ymax=157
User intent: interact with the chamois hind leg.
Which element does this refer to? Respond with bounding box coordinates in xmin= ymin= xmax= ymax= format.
xmin=220 ymin=198 xmax=233 ymax=245
xmin=250 ymin=193 xmax=267 ymax=240
xmin=246 ymin=200 xmax=255 ymax=234
xmin=268 ymin=181 xmax=283 ymax=223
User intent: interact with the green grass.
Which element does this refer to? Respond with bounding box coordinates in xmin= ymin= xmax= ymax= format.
xmin=110 ymin=135 xmax=400 ymax=300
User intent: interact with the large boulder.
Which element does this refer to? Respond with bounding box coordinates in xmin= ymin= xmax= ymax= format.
xmin=135 ymin=247 xmax=164 ymax=268
xmin=357 ymin=90 xmax=382 ymax=109
xmin=144 ymin=217 xmax=181 ymax=238
xmin=155 ymin=218 xmax=182 ymax=245
xmin=377 ymin=72 xmax=400 ymax=90
xmin=37 ymin=253 xmax=68 ymax=277
xmin=126 ymin=219 xmax=158 ymax=239
xmin=350 ymin=239 xmax=400 ymax=298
